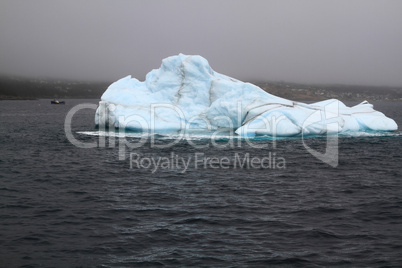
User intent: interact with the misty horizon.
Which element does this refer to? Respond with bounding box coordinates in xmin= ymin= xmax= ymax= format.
xmin=2 ymin=71 xmax=402 ymax=89
xmin=1 ymin=1 xmax=402 ymax=87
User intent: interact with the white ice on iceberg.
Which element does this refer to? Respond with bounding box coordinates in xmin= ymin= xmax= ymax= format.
xmin=95 ymin=54 xmax=398 ymax=137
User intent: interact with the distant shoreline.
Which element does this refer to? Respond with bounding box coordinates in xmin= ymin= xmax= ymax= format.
xmin=255 ymin=82 xmax=402 ymax=102
xmin=0 ymin=76 xmax=401 ymax=102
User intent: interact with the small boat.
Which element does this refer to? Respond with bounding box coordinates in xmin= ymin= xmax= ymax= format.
xmin=51 ymin=99 xmax=65 ymax=104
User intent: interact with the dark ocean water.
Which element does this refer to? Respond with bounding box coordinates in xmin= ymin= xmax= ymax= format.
xmin=0 ymin=99 xmax=401 ymax=267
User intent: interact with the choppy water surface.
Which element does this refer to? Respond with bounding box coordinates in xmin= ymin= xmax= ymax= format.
xmin=0 ymin=99 xmax=401 ymax=267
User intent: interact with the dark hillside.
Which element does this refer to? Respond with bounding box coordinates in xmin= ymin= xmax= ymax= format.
xmin=1 ymin=75 xmax=401 ymax=102
xmin=0 ymin=76 xmax=110 ymax=100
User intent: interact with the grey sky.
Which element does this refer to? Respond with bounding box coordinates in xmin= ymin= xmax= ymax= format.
xmin=1 ymin=0 xmax=402 ymax=86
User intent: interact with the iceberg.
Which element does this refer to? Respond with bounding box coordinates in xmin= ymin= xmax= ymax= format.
xmin=95 ymin=54 xmax=398 ymax=137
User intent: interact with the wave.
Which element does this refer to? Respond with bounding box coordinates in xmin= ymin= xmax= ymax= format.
xmin=77 ymin=130 xmax=402 ymax=141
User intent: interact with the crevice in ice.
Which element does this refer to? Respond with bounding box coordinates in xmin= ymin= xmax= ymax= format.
xmin=177 ymin=61 xmax=185 ymax=104
xmin=208 ymin=80 xmax=214 ymax=106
